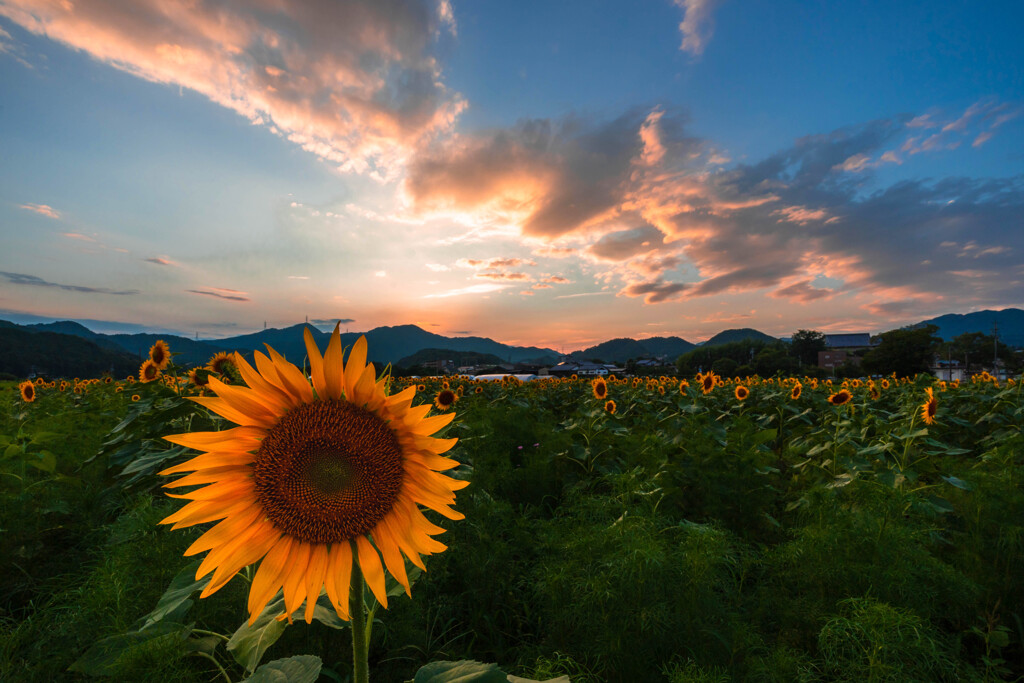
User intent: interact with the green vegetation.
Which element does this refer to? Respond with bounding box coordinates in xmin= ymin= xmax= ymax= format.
xmin=2 ymin=367 xmax=1023 ymax=682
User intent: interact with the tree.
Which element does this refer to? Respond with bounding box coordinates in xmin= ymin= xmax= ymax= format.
xmin=939 ymin=332 xmax=1020 ymax=374
xmin=790 ymin=329 xmax=827 ymax=367
xmin=860 ymin=325 xmax=941 ymax=377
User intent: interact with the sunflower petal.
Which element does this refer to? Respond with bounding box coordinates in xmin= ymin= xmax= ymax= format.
xmin=304 ymin=326 xmax=329 ymax=401
xmin=354 ymin=536 xmax=388 ymax=608
xmin=303 ymin=544 xmax=330 ymax=623
xmin=232 ymin=353 xmax=294 ymax=411
xmin=324 ymin=542 xmax=353 ymax=621
xmin=323 ymin=325 xmax=344 ymax=400
xmin=343 ymin=336 xmax=368 ymax=398
xmin=160 ymin=451 xmax=256 ymax=476
xmin=248 ymin=537 xmax=294 ymax=623
xmin=282 ymin=541 xmax=312 ymax=615
xmin=190 ymin=396 xmax=274 ymax=428
xmin=373 ymin=521 xmax=410 ymax=596
xmin=163 ymin=426 xmax=265 ymax=451
xmin=264 ymin=345 xmax=314 ymax=404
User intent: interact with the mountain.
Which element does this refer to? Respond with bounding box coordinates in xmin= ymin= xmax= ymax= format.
xmin=6 ymin=320 xmax=561 ymax=368
xmin=0 ymin=323 xmax=140 ymax=378
xmin=396 ymin=348 xmax=506 ymax=368
xmin=702 ymin=328 xmax=778 ymax=347
xmin=569 ymin=335 xmax=697 ymax=363
xmin=915 ymin=308 xmax=1024 ymax=348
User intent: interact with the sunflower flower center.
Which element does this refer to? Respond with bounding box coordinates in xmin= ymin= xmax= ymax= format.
xmin=254 ymin=400 xmax=404 ymax=544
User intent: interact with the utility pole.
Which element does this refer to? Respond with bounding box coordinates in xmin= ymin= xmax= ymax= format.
xmin=993 ymin=321 xmax=1000 ymax=377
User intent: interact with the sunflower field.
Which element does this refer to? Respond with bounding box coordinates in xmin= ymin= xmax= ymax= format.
xmin=1 ymin=338 xmax=1023 ymax=682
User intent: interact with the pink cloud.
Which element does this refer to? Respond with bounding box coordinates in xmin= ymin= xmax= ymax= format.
xmin=187 ymin=286 xmax=250 ymax=302
xmin=0 ymin=0 xmax=464 ymax=175
xmin=673 ymin=0 xmax=723 ymax=56
xmin=20 ymin=203 xmax=61 ymax=219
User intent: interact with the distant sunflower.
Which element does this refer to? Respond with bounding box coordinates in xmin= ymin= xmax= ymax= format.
xmin=920 ymin=387 xmax=938 ymax=425
xmin=149 ymin=339 xmax=171 ymax=370
xmin=139 ymin=359 xmax=160 ymax=383
xmin=189 ymin=368 xmax=210 ymax=387
xmin=869 ymin=382 xmax=880 ymax=401
xmin=207 ymin=351 xmax=236 ymax=377
xmin=434 ymin=388 xmax=458 ymax=411
xmin=699 ymin=371 xmax=717 ymax=394
xmin=827 ymin=389 xmax=852 ymax=406
xmin=591 ymin=377 xmax=608 ymax=399
xmin=474 ymin=385 xmax=483 ymax=394
xmin=19 ymin=381 xmax=36 ymax=403
xmin=160 ymin=328 xmax=466 ymax=625
xmin=880 ymin=378 xmax=890 ymax=390
xmin=116 ymin=386 xmax=124 ymax=393
xmin=104 ymin=376 xmax=113 ymax=384
xmin=416 ymin=384 xmax=426 ymax=392
xmin=604 ymin=399 xmax=617 ymax=414
xmin=456 ymin=385 xmax=464 ymax=397
xmin=734 ymin=385 xmax=749 ymax=401
xmin=131 ymin=394 xmax=140 ymax=401
xmin=790 ymin=383 xmax=802 ymax=400
xmin=678 ymin=379 xmax=689 ymax=393
xmin=657 ymin=385 xmax=666 ymax=395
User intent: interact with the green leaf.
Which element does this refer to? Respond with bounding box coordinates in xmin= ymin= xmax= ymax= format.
xmin=925 ymin=495 xmax=955 ymax=514
xmin=941 ymin=475 xmax=974 ymax=491
xmin=414 ymin=660 xmax=509 ymax=683
xmin=508 ymin=676 xmax=571 ymax=683
xmin=990 ymin=629 xmax=1011 ymax=649
xmin=228 ymin=596 xmax=290 ymax=672
xmin=826 ymin=473 xmax=855 ymax=489
xmin=68 ymin=622 xmax=192 ymax=675
xmin=0 ymin=434 xmax=11 ymax=447
xmin=4 ymin=443 xmax=21 ymax=459
xmin=28 ymin=451 xmax=56 ymax=473
xmin=136 ymin=560 xmax=211 ymax=631
xmin=244 ymin=655 xmax=322 ymax=683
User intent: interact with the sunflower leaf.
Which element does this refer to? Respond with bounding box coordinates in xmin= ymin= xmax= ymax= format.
xmin=68 ymin=621 xmax=193 ymax=675
xmin=135 ymin=560 xmax=211 ymax=631
xmin=228 ymin=597 xmax=290 ymax=672
xmin=243 ymin=655 xmax=322 ymax=683
xmin=413 ymin=660 xmax=508 ymax=683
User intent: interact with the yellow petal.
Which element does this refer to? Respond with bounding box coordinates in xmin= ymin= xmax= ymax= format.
xmin=282 ymin=541 xmax=312 ymax=615
xmin=373 ymin=520 xmax=410 ymax=596
xmin=202 ymin=525 xmax=281 ymax=598
xmin=185 ymin=505 xmax=262 ymax=557
xmin=189 ymin=396 xmax=274 ymax=428
xmin=410 ymin=411 xmax=455 ymax=436
xmin=163 ymin=426 xmax=265 ymax=451
xmin=323 ymin=325 xmax=344 ymax=400
xmin=159 ymin=451 xmax=256 ymax=476
xmin=324 ymin=542 xmax=353 ymax=621
xmin=354 ymin=536 xmax=387 ymax=608
xmin=162 ymin=467 xmax=250 ymax=489
xmin=343 ymin=336 xmax=368 ymax=398
xmin=304 ymin=326 xmax=329 ymax=401
xmin=205 ymin=377 xmax=280 ymax=423
xmin=303 ymin=544 xmax=330 ymax=623
xmin=248 ymin=536 xmax=294 ymax=623
xmin=264 ymin=345 xmax=314 ymax=404
xmin=232 ymin=353 xmax=294 ymax=411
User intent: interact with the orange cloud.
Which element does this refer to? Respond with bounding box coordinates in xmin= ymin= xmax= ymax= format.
xmin=1 ymin=0 xmax=464 ymax=175
xmin=20 ymin=203 xmax=60 ymax=219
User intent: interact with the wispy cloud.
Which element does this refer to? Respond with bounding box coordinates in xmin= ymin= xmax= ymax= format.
xmin=186 ymin=287 xmax=250 ymax=302
xmin=0 ymin=271 xmax=137 ymax=295
xmin=144 ymin=256 xmax=178 ymax=266
xmin=62 ymin=232 xmax=95 ymax=242
xmin=19 ymin=203 xmax=60 ymax=219
xmin=423 ymin=283 xmax=508 ymax=298
xmin=0 ymin=0 xmax=465 ymax=176
xmin=673 ymin=0 xmax=724 ymax=56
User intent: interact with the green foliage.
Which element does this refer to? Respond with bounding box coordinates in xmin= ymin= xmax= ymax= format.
xmin=862 ymin=324 xmax=942 ymax=376
xmin=790 ymin=329 xmax=828 ymax=367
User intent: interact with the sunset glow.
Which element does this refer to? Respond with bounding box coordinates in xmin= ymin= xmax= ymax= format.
xmin=1 ymin=1 xmax=1021 ymax=349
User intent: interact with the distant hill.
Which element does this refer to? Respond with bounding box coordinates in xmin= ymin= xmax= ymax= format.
xmin=570 ymin=336 xmax=696 ymax=363
xmin=396 ymin=348 xmax=505 ymax=368
xmin=5 ymin=320 xmax=561 ymax=368
xmin=0 ymin=323 xmax=140 ymax=378
xmin=636 ymin=336 xmax=698 ymax=358
xmin=915 ymin=308 xmax=1024 ymax=348
xmin=702 ymin=328 xmax=777 ymax=347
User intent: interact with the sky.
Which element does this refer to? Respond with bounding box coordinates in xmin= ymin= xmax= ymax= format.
xmin=0 ymin=0 xmax=1022 ymax=351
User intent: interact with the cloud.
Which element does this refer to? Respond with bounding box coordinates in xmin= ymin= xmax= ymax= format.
xmin=0 ymin=271 xmax=137 ymax=295
xmin=673 ymin=0 xmax=724 ymax=56
xmin=532 ymin=283 xmax=552 ymax=289
xmin=0 ymin=0 xmax=465 ymax=176
xmin=586 ymin=225 xmax=665 ymax=261
xmin=475 ymin=271 xmax=531 ymax=281
xmin=423 ymin=283 xmax=508 ymax=298
xmin=541 ymin=275 xmax=570 ymax=284
xmin=62 ymin=232 xmax=96 ymax=242
xmin=425 ymin=263 xmax=450 ymax=272
xmin=287 ymin=275 xmax=310 ymax=280
xmin=620 ymin=278 xmax=688 ymax=303
xmin=456 ymin=257 xmax=536 ymax=269
xmin=144 ymin=256 xmax=177 ymax=266
xmin=19 ymin=203 xmax=60 ymax=219
xmin=770 ymin=279 xmax=834 ymax=303
xmin=186 ymin=287 xmax=250 ymax=302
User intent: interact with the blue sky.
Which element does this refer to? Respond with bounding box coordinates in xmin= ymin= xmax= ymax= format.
xmin=0 ymin=0 xmax=1021 ymax=349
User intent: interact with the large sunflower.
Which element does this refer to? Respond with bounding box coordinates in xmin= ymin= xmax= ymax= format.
xmin=591 ymin=377 xmax=608 ymax=400
xmin=19 ymin=380 xmax=36 ymax=403
xmin=149 ymin=339 xmax=171 ymax=370
xmin=160 ymin=328 xmax=467 ymax=625
xmin=920 ymin=387 xmax=938 ymax=425
xmin=139 ymin=359 xmax=160 ymax=383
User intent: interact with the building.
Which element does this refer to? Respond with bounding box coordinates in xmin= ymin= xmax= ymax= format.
xmin=818 ymin=350 xmax=856 ymax=371
xmin=824 ymin=333 xmax=872 ymax=348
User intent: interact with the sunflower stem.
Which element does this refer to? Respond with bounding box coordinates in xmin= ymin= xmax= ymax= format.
xmin=350 ymin=544 xmax=370 ymax=683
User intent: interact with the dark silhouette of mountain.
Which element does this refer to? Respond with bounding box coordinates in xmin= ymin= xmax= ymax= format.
xmin=396 ymin=348 xmax=505 ymax=368
xmin=26 ymin=321 xmax=127 ymax=352
xmin=568 ymin=336 xmax=697 ymax=363
xmin=702 ymin=328 xmax=777 ymax=347
xmin=0 ymin=323 xmax=140 ymax=378
xmin=915 ymin=308 xmax=1024 ymax=348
